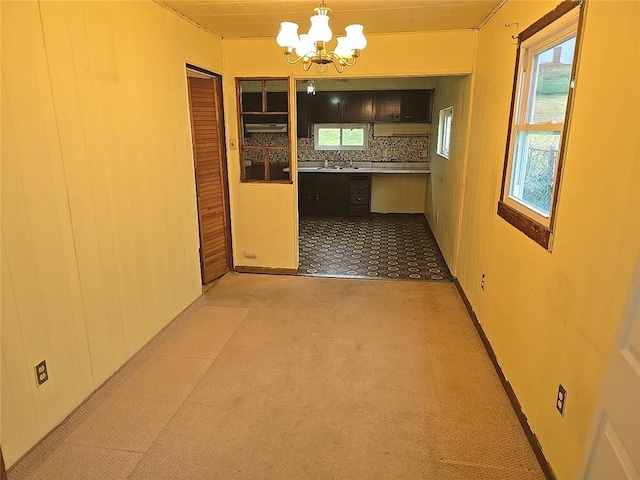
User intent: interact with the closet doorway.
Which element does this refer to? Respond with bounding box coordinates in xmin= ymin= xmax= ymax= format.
xmin=186 ymin=65 xmax=232 ymax=283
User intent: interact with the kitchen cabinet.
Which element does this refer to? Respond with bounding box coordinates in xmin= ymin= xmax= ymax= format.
xmin=296 ymin=92 xmax=310 ymax=138
xmin=308 ymin=91 xmax=374 ymax=123
xmin=400 ymin=89 xmax=434 ymax=123
xmin=373 ymin=90 xmax=434 ymax=123
xmin=298 ymin=172 xmax=371 ymax=216
xmin=373 ymin=91 xmax=401 ymax=122
xmin=308 ymin=92 xmax=342 ymax=123
xmin=342 ymin=92 xmax=374 ymax=122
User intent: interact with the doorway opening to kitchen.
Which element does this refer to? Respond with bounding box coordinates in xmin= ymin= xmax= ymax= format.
xmin=295 ymin=77 xmax=452 ymax=281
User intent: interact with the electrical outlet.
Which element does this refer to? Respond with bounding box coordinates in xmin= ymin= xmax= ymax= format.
xmin=245 ymin=250 xmax=257 ymax=259
xmin=481 ymin=273 xmax=486 ymax=290
xmin=556 ymin=384 xmax=567 ymax=416
xmin=35 ymin=359 xmax=49 ymax=386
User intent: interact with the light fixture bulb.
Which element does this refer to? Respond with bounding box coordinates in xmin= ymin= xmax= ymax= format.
xmin=345 ymin=24 xmax=367 ymax=50
xmin=277 ymin=22 xmax=300 ymax=48
xmin=295 ymin=34 xmax=316 ymax=58
xmin=334 ymin=36 xmax=354 ymax=59
xmin=307 ymin=81 xmax=315 ymax=95
xmin=308 ymin=14 xmax=332 ymax=43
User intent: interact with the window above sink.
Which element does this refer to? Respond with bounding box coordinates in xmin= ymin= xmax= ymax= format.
xmin=314 ymin=124 xmax=368 ymax=151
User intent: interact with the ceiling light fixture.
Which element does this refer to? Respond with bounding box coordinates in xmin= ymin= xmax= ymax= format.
xmin=307 ymin=80 xmax=316 ymax=95
xmin=276 ymin=1 xmax=367 ymax=74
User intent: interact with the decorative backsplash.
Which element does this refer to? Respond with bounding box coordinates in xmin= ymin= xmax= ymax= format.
xmin=298 ymin=124 xmax=429 ymax=163
xmin=242 ymin=126 xmax=429 ymax=164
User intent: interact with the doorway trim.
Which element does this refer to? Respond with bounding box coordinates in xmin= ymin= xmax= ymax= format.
xmin=186 ymin=63 xmax=234 ymax=283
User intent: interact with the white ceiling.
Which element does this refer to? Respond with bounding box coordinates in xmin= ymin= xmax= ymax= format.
xmin=159 ymin=0 xmax=503 ymax=38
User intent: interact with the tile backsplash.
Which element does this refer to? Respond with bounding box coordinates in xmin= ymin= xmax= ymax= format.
xmin=242 ymin=125 xmax=429 ymax=164
xmin=298 ymin=124 xmax=428 ymax=163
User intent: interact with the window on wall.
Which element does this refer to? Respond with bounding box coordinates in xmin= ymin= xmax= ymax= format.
xmin=498 ymin=1 xmax=583 ymax=249
xmin=437 ymin=107 xmax=453 ymax=158
xmin=314 ymin=124 xmax=368 ymax=151
xmin=237 ymin=78 xmax=291 ymax=182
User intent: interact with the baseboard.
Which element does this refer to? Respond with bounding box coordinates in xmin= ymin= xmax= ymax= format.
xmin=234 ymin=266 xmax=297 ymax=275
xmin=6 ymin=292 xmax=205 ymax=473
xmin=453 ymin=278 xmax=556 ymax=480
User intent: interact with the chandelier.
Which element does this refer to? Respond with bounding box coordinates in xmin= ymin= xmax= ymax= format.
xmin=276 ymin=1 xmax=367 ymax=74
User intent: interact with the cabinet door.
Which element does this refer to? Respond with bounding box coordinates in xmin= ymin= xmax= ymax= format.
xmin=298 ymin=174 xmax=314 ymax=215
xmin=314 ymin=180 xmax=349 ymax=216
xmin=342 ymin=91 xmax=373 ymax=122
xmin=309 ymin=91 xmax=343 ymax=123
xmin=374 ymin=91 xmax=401 ymax=122
xmin=296 ymin=92 xmax=310 ymax=138
xmin=401 ymin=89 xmax=434 ymax=122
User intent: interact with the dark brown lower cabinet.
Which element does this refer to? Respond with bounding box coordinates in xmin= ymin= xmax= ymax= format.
xmin=298 ymin=173 xmax=371 ymax=216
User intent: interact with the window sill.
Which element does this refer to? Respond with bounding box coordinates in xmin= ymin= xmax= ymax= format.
xmin=497 ymin=201 xmax=552 ymax=250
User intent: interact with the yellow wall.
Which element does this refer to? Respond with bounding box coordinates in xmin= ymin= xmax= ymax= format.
xmin=426 ymin=75 xmax=473 ymax=274
xmin=448 ymin=1 xmax=640 ymax=478
xmin=371 ymin=175 xmax=428 ymax=214
xmin=221 ymin=30 xmax=477 ymax=269
xmin=1 ymin=1 xmax=222 ymax=466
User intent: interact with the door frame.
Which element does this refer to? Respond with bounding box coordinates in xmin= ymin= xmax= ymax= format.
xmin=186 ymin=64 xmax=234 ymax=283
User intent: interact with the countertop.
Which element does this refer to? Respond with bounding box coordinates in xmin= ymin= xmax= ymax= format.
xmin=284 ymin=162 xmax=430 ymax=174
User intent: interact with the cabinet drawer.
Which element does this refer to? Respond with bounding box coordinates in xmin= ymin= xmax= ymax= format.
xmin=350 ymin=193 xmax=369 ymax=205
xmin=350 ymin=181 xmax=369 ymax=194
xmin=349 ymin=205 xmax=369 ymax=216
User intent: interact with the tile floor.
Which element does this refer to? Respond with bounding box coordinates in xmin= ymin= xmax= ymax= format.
xmin=298 ymin=214 xmax=453 ymax=281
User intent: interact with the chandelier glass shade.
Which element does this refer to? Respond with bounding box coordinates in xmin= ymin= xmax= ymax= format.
xmin=276 ymin=1 xmax=367 ymax=73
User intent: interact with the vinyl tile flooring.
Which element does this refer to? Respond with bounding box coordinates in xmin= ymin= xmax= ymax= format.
xmin=298 ymin=214 xmax=453 ymax=281
xmin=8 ymin=273 xmax=544 ymax=480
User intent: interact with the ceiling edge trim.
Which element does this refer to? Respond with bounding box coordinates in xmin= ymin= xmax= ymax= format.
xmin=152 ymin=1 xmax=224 ymax=40
xmin=478 ymin=0 xmax=509 ymax=30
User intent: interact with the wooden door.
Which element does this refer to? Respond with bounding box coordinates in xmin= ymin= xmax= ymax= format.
xmin=582 ymin=255 xmax=640 ymax=479
xmin=187 ymin=74 xmax=231 ymax=283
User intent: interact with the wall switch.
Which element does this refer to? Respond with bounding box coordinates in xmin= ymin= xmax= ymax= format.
xmin=245 ymin=250 xmax=257 ymax=258
xmin=556 ymin=384 xmax=567 ymax=416
xmin=35 ymin=359 xmax=49 ymax=386
xmin=436 ymin=213 xmax=440 ymax=223
xmin=481 ymin=273 xmax=485 ymax=290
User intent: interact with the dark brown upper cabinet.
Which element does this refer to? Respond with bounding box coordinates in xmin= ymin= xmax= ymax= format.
xmin=296 ymin=92 xmax=310 ymax=138
xmin=400 ymin=89 xmax=434 ymax=123
xmin=303 ymin=89 xmax=434 ymax=125
xmin=342 ymin=91 xmax=374 ymax=122
xmin=308 ymin=91 xmax=343 ymax=123
xmin=373 ymin=90 xmax=434 ymax=123
xmin=373 ymin=91 xmax=401 ymax=122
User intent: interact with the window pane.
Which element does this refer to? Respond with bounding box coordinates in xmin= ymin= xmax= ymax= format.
xmin=527 ymin=36 xmax=576 ymax=124
xmin=268 ymin=148 xmax=290 ymax=181
xmin=341 ymin=128 xmax=364 ymax=146
xmin=509 ymin=131 xmax=561 ymax=216
xmin=317 ymin=128 xmax=341 ymax=146
xmin=243 ymin=148 xmax=265 ymax=180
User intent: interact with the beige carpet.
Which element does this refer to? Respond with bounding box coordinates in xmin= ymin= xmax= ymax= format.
xmin=9 ymin=273 xmax=544 ymax=480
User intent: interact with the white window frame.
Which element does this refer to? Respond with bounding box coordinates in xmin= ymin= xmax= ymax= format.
xmin=437 ymin=106 xmax=453 ymax=159
xmin=313 ymin=123 xmax=368 ymax=151
xmin=497 ymin=0 xmax=584 ymax=251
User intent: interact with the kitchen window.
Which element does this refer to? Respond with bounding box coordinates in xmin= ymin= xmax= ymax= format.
xmin=314 ymin=124 xmax=368 ymax=151
xmin=498 ymin=1 xmax=583 ymax=249
xmin=437 ymin=106 xmax=453 ymax=159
